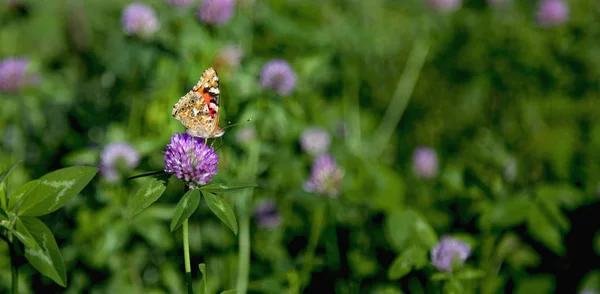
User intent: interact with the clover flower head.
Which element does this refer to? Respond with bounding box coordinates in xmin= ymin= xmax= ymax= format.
xmin=300 ymin=127 xmax=331 ymax=156
xmin=260 ymin=59 xmax=297 ymax=96
xmin=254 ymin=199 xmax=282 ymax=229
xmin=431 ymin=236 xmax=471 ymax=272
xmin=412 ymin=146 xmax=439 ymax=179
xmin=0 ymin=57 xmax=38 ymax=93
xmin=164 ymin=133 xmax=219 ymax=188
xmin=100 ymin=143 xmax=140 ymax=181
xmin=197 ymin=0 xmax=236 ymax=26
xmin=304 ymin=154 xmax=344 ymax=198
xmin=121 ymin=3 xmax=159 ymax=38
xmin=536 ymin=0 xmax=569 ymax=27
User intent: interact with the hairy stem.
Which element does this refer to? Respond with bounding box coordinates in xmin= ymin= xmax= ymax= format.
xmin=183 ymin=219 xmax=193 ymax=294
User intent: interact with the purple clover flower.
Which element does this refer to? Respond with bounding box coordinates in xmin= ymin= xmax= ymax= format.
xmin=164 ymin=133 xmax=219 ymax=188
xmin=235 ymin=127 xmax=256 ymax=143
xmin=197 ymin=0 xmax=236 ymax=26
xmin=536 ymin=0 xmax=569 ymax=27
xmin=260 ymin=59 xmax=297 ymax=96
xmin=254 ymin=199 xmax=282 ymax=229
xmin=121 ymin=3 xmax=159 ymax=38
xmin=412 ymin=146 xmax=439 ymax=179
xmin=431 ymin=236 xmax=471 ymax=272
xmin=300 ymin=127 xmax=331 ymax=156
xmin=166 ymin=0 xmax=193 ymax=8
xmin=304 ymin=154 xmax=344 ymax=198
xmin=100 ymin=143 xmax=141 ymax=182
xmin=214 ymin=45 xmax=243 ymax=71
xmin=425 ymin=0 xmax=462 ymax=12
xmin=0 ymin=58 xmax=37 ymax=93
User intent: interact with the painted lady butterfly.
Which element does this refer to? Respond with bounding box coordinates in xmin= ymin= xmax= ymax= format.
xmin=172 ymin=67 xmax=225 ymax=138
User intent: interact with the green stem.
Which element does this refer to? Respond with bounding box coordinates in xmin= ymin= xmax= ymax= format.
xmin=236 ymin=209 xmax=250 ymax=294
xmin=11 ymin=262 xmax=17 ymax=294
xmin=236 ymin=144 xmax=260 ymax=294
xmin=299 ymin=202 xmax=326 ymax=291
xmin=2 ymin=234 xmax=18 ymax=294
xmin=183 ymin=219 xmax=193 ymax=294
xmin=371 ymin=39 xmax=430 ymax=158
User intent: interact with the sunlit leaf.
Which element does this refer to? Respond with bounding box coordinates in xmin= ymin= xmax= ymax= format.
xmin=0 ymin=160 xmax=22 ymax=186
xmin=201 ymin=191 xmax=238 ymax=235
xmin=127 ymin=178 xmax=167 ymax=219
xmin=200 ymin=183 xmax=257 ymax=193
xmin=9 ymin=166 xmax=98 ymax=217
xmin=16 ymin=216 xmax=67 ymax=287
xmin=170 ymin=189 xmax=200 ymax=232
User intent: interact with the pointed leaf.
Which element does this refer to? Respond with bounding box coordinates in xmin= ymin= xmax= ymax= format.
xmin=127 ymin=178 xmax=167 ymax=219
xmin=387 ymin=246 xmax=428 ymax=280
xmin=200 ymin=183 xmax=257 ymax=193
xmin=221 ymin=290 xmax=238 ymax=294
xmin=198 ymin=263 xmax=207 ymax=294
xmin=7 ymin=180 xmax=41 ymax=212
xmin=527 ymin=205 xmax=564 ymax=255
xmin=10 ymin=166 xmax=98 ymax=216
xmin=0 ymin=160 xmax=22 ymax=186
xmin=16 ymin=216 xmax=67 ymax=287
xmin=170 ymin=189 xmax=200 ymax=232
xmin=202 ymin=191 xmax=238 ymax=235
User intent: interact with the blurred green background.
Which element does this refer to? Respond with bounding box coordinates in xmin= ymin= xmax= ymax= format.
xmin=1 ymin=0 xmax=600 ymax=293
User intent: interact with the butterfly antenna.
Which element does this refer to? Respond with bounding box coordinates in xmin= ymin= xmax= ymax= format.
xmin=222 ymin=118 xmax=253 ymax=131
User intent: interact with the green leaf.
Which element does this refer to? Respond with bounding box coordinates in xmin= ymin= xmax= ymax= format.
xmin=9 ymin=166 xmax=98 ymax=217
xmin=387 ymin=246 xmax=428 ymax=280
xmin=527 ymin=205 xmax=564 ymax=255
xmin=200 ymin=183 xmax=257 ymax=193
xmin=201 ymin=191 xmax=238 ymax=235
xmin=221 ymin=290 xmax=238 ymax=294
xmin=16 ymin=216 xmax=67 ymax=287
xmin=0 ymin=160 xmax=22 ymax=186
xmin=414 ymin=216 xmax=438 ymax=249
xmin=127 ymin=178 xmax=167 ymax=219
xmin=430 ymin=272 xmax=449 ymax=281
xmin=385 ymin=209 xmax=419 ymax=252
xmin=455 ymin=268 xmax=485 ymax=280
xmin=8 ymin=180 xmax=41 ymax=212
xmin=198 ymin=263 xmax=207 ymax=294
xmin=170 ymin=189 xmax=200 ymax=232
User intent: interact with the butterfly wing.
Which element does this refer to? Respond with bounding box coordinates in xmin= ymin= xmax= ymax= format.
xmin=172 ymin=67 xmax=224 ymax=138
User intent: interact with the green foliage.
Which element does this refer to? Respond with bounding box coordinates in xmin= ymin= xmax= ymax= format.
xmin=170 ymin=189 xmax=200 ymax=232
xmin=1 ymin=0 xmax=599 ymax=293
xmin=201 ymin=190 xmax=238 ymax=236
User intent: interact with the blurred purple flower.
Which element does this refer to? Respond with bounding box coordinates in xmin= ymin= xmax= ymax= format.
xmin=412 ymin=146 xmax=439 ymax=179
xmin=536 ymin=0 xmax=569 ymax=27
xmin=254 ymin=199 xmax=282 ymax=229
xmin=197 ymin=0 xmax=236 ymax=26
xmin=260 ymin=59 xmax=297 ymax=96
xmin=0 ymin=58 xmax=38 ymax=93
xmin=166 ymin=0 xmax=193 ymax=8
xmin=235 ymin=127 xmax=256 ymax=143
xmin=431 ymin=236 xmax=471 ymax=272
xmin=121 ymin=3 xmax=159 ymax=38
xmin=100 ymin=143 xmax=140 ymax=181
xmin=300 ymin=127 xmax=331 ymax=156
xmin=304 ymin=154 xmax=344 ymax=198
xmin=214 ymin=45 xmax=243 ymax=71
xmin=164 ymin=133 xmax=219 ymax=188
xmin=425 ymin=0 xmax=462 ymax=12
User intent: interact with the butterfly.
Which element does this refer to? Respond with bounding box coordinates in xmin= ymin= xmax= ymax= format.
xmin=172 ymin=67 xmax=225 ymax=138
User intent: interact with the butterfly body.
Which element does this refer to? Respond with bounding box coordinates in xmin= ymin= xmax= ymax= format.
xmin=172 ymin=67 xmax=225 ymax=138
